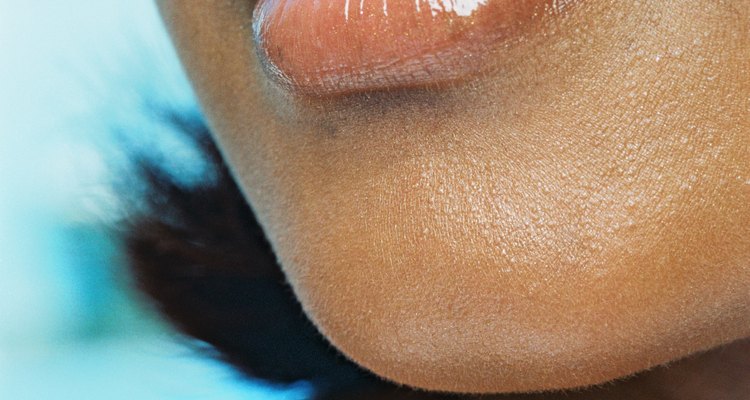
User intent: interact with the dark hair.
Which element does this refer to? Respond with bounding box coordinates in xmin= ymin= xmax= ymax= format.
xmin=121 ymin=110 xmax=465 ymax=400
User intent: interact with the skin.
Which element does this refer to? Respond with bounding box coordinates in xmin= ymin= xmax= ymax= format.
xmin=157 ymin=0 xmax=749 ymax=396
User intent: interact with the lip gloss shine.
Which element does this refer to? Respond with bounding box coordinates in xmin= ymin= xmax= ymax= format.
xmin=253 ymin=0 xmax=564 ymax=97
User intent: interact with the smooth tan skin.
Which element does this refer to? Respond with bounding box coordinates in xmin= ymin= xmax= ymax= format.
xmin=157 ymin=0 xmax=749 ymax=396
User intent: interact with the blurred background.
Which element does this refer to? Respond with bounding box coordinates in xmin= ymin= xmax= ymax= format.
xmin=0 ymin=1 xmax=310 ymax=398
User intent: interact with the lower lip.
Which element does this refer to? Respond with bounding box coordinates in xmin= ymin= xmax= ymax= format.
xmin=253 ymin=0 xmax=561 ymax=97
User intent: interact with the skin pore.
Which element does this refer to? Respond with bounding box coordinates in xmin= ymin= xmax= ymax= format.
xmin=157 ymin=0 xmax=749 ymax=396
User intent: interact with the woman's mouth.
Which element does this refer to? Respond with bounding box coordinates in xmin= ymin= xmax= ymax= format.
xmin=253 ymin=0 xmax=568 ymax=97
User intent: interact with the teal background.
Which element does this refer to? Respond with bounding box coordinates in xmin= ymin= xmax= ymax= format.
xmin=0 ymin=2 xmax=310 ymax=399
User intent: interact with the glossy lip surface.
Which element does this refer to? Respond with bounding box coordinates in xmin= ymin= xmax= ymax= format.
xmin=253 ymin=0 xmax=565 ymax=97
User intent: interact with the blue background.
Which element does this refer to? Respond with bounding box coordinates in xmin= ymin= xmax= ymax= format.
xmin=0 ymin=1 xmax=310 ymax=398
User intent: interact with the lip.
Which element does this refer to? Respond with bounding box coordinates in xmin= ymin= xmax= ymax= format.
xmin=253 ymin=0 xmax=561 ymax=97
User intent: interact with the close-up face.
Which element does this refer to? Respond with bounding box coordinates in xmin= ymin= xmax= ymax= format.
xmin=157 ymin=0 xmax=749 ymax=395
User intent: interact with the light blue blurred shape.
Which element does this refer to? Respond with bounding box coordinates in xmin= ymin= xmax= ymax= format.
xmin=0 ymin=337 xmax=311 ymax=400
xmin=0 ymin=1 xmax=312 ymax=398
